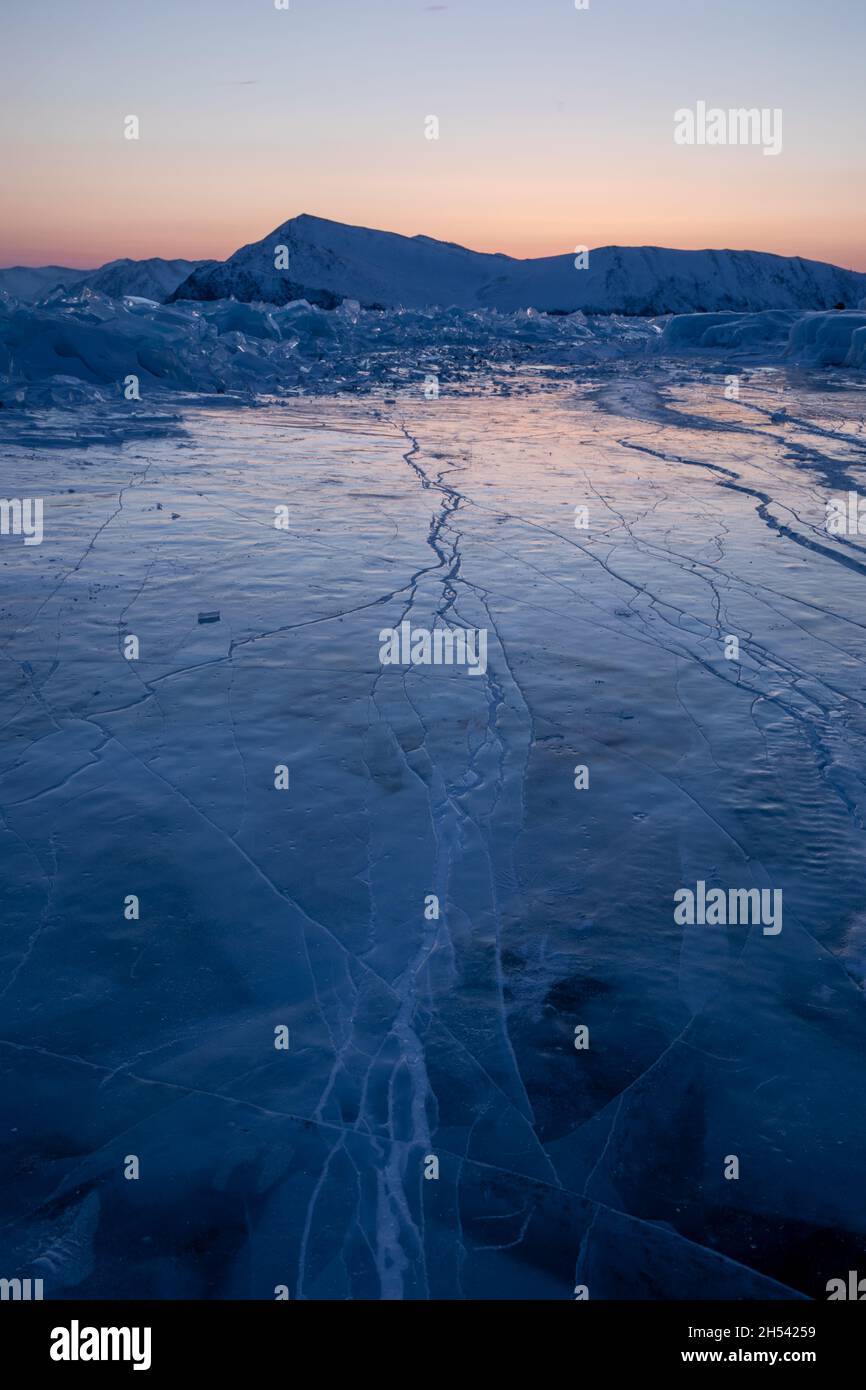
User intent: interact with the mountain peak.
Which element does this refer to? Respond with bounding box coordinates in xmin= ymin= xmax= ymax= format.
xmin=167 ymin=216 xmax=866 ymax=315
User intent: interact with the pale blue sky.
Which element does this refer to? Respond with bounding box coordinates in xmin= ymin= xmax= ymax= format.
xmin=1 ymin=0 xmax=864 ymax=267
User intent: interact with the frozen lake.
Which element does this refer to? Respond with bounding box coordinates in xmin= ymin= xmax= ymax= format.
xmin=2 ymin=361 xmax=866 ymax=1299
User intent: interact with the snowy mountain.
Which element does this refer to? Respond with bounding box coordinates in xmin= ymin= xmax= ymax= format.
xmin=169 ymin=214 xmax=866 ymax=315
xmin=477 ymin=245 xmax=866 ymax=316
xmin=8 ymin=223 xmax=862 ymax=315
xmin=0 ymin=265 xmax=92 ymax=301
xmin=0 ymin=257 xmax=212 ymax=304
xmin=168 ymin=215 xmax=505 ymax=310
xmin=81 ymin=257 xmax=214 ymax=302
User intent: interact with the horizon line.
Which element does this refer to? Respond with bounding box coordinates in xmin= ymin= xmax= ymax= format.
xmin=3 ymin=213 xmax=865 ymax=275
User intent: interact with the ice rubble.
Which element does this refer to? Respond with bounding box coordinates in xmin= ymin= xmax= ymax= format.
xmin=661 ymin=310 xmax=797 ymax=352
xmin=0 ymin=287 xmax=661 ymax=405
xmin=662 ymin=308 xmax=866 ymax=368
xmin=784 ymin=311 xmax=866 ymax=368
xmin=1 ymin=287 xmax=863 ymax=411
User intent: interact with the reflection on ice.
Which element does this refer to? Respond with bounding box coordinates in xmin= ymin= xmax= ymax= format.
xmin=1 ymin=362 xmax=866 ymax=1299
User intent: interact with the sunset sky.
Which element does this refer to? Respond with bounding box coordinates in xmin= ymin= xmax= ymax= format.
xmin=1 ymin=0 xmax=864 ymax=270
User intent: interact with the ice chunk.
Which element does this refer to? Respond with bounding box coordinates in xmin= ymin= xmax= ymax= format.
xmin=785 ymin=311 xmax=866 ymax=367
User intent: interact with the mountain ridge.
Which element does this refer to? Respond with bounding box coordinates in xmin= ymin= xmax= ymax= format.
xmin=5 ymin=219 xmax=864 ymax=316
xmin=168 ymin=214 xmax=866 ymax=315
xmin=0 ymin=257 xmax=212 ymax=304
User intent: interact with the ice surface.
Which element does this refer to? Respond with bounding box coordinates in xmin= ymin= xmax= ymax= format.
xmin=2 ymin=358 xmax=866 ymax=1299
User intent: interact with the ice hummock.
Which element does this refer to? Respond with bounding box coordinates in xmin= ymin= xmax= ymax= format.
xmin=0 ymin=287 xmax=662 ymax=406
xmin=661 ymin=308 xmax=866 ymax=368
xmin=3 ymin=289 xmax=864 ymax=413
xmin=785 ymin=311 xmax=866 ymax=368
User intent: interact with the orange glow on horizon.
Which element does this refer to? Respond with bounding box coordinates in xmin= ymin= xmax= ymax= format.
xmin=3 ymin=152 xmax=864 ymax=272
